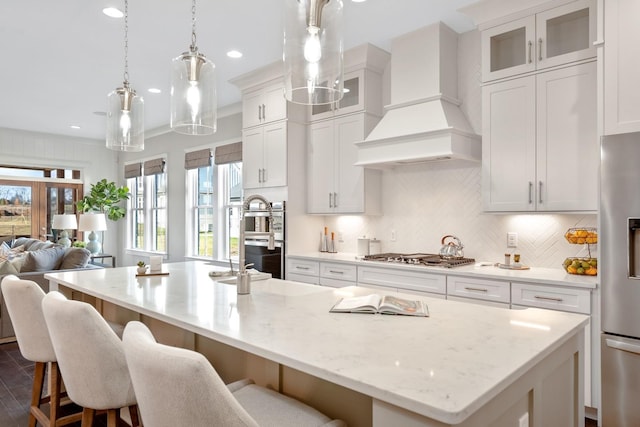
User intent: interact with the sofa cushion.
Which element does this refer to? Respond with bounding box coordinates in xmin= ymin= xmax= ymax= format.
xmin=12 ymin=237 xmax=54 ymax=251
xmin=0 ymin=235 xmax=14 ymax=246
xmin=59 ymin=247 xmax=91 ymax=270
xmin=21 ymin=246 xmax=67 ymax=272
xmin=0 ymin=241 xmax=25 ymax=262
xmin=0 ymin=259 xmax=19 ymax=275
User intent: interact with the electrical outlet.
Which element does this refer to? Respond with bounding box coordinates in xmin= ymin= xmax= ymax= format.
xmin=507 ymin=232 xmax=518 ymax=248
xmin=337 ymin=231 xmax=344 ymax=242
xmin=391 ymin=229 xmax=396 ymax=241
xmin=518 ymin=412 xmax=529 ymax=427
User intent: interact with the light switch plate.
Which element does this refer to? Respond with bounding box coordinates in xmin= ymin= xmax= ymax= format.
xmin=507 ymin=232 xmax=518 ymax=248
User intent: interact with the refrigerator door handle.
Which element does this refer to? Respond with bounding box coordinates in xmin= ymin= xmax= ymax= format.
xmin=606 ymin=337 xmax=640 ymax=355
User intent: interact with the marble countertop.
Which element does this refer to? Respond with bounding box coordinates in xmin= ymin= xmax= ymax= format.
xmin=288 ymin=252 xmax=597 ymax=289
xmin=45 ymin=261 xmax=588 ymax=424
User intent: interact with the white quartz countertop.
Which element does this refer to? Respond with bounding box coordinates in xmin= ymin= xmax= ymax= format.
xmin=45 ymin=261 xmax=588 ymax=424
xmin=288 ymin=252 xmax=597 ymax=289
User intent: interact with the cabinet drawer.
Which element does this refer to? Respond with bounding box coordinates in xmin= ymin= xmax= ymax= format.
xmin=357 ymin=266 xmax=446 ymax=295
xmin=319 ymin=277 xmax=353 ymax=288
xmin=320 ymin=262 xmax=357 ymax=282
xmin=286 ymin=258 xmax=320 ymax=277
xmin=447 ymin=276 xmax=510 ymax=303
xmin=512 ymin=282 xmax=590 ymax=314
xmin=287 ymin=273 xmax=320 ymax=285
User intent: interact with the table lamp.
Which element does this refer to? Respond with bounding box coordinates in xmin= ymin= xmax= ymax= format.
xmin=78 ymin=213 xmax=107 ymax=254
xmin=51 ymin=214 xmax=77 ymax=248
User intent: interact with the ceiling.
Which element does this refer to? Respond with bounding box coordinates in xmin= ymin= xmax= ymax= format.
xmin=0 ymin=0 xmax=478 ymax=142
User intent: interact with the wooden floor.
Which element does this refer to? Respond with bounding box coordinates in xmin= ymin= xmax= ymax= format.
xmin=0 ymin=341 xmax=599 ymax=427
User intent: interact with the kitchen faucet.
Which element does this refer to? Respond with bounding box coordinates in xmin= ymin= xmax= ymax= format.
xmin=237 ymin=194 xmax=275 ymax=294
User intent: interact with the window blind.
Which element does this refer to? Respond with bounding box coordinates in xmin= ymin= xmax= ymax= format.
xmin=184 ymin=148 xmax=212 ymax=170
xmin=124 ymin=162 xmax=142 ymax=178
xmin=214 ymin=142 xmax=242 ymax=165
xmin=143 ymin=158 xmax=165 ymax=176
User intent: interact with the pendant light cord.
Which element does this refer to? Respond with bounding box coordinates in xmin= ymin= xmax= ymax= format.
xmin=190 ymin=0 xmax=197 ymax=51
xmin=123 ymin=0 xmax=129 ymax=85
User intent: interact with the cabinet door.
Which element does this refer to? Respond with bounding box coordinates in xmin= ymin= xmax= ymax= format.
xmin=242 ymin=127 xmax=264 ymax=188
xmin=307 ymin=120 xmax=336 ymax=213
xmin=482 ymin=76 xmax=536 ymax=211
xmin=263 ymin=85 xmax=287 ymax=124
xmin=536 ymin=0 xmax=596 ymax=71
xmin=481 ymin=16 xmax=536 ymax=82
xmin=262 ymin=122 xmax=287 ymax=187
xmin=604 ymin=0 xmax=640 ymax=135
xmin=536 ymin=62 xmax=597 ymax=211
xmin=334 ymin=114 xmax=365 ymax=213
xmin=243 ymin=90 xmax=263 ymax=128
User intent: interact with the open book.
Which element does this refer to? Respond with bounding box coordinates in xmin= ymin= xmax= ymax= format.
xmin=330 ymin=294 xmax=429 ymax=317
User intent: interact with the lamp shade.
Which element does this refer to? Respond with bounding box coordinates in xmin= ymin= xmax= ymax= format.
xmin=106 ymin=85 xmax=145 ymax=151
xmin=52 ymin=214 xmax=78 ymax=230
xmin=283 ymin=0 xmax=344 ymax=105
xmin=78 ymin=213 xmax=108 ymax=232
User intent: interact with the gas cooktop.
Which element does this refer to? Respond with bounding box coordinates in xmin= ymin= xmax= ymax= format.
xmin=363 ymin=253 xmax=475 ymax=268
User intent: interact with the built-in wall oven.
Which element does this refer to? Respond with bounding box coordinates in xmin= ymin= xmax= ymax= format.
xmin=243 ymin=200 xmax=285 ymax=279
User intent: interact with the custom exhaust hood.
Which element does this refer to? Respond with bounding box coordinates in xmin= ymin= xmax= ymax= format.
xmin=355 ymin=22 xmax=480 ymax=168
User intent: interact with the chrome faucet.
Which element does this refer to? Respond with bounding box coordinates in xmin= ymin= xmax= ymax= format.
xmin=237 ymin=194 xmax=275 ymax=294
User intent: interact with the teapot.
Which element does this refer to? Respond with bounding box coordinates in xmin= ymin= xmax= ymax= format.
xmin=439 ymin=235 xmax=464 ymax=259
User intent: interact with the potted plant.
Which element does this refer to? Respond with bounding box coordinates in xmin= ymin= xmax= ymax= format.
xmin=136 ymin=261 xmax=147 ymax=275
xmin=77 ymin=179 xmax=130 ymax=221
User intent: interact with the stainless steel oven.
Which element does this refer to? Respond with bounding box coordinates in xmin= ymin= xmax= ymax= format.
xmin=243 ymin=200 xmax=285 ymax=279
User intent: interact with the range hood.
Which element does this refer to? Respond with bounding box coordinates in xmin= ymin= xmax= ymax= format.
xmin=355 ymin=22 xmax=480 ymax=168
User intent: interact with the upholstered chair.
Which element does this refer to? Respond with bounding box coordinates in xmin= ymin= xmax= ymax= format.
xmin=41 ymin=291 xmax=140 ymax=427
xmin=0 ymin=275 xmax=82 ymax=427
xmin=122 ymin=321 xmax=346 ymax=427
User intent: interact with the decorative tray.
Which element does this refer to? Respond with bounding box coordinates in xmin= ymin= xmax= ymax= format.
xmin=496 ymin=263 xmax=530 ymax=270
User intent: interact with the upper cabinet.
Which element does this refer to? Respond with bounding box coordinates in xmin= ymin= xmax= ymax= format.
xmin=482 ymin=61 xmax=597 ymax=212
xmin=481 ymin=0 xmax=596 ymax=82
xmin=242 ymin=83 xmax=287 ymax=129
xmin=603 ymin=0 xmax=640 ymax=135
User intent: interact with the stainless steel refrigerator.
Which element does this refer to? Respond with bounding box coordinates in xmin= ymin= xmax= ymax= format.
xmin=601 ymin=132 xmax=640 ymax=426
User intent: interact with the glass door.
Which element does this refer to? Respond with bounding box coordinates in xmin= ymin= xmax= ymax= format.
xmin=46 ymin=183 xmax=82 ymax=242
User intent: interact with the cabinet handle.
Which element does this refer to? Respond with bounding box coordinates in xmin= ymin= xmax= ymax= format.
xmin=538 ymin=181 xmax=543 ymax=204
xmin=258 ymin=105 xmax=262 ymax=121
xmin=534 ymin=295 xmax=563 ymax=302
xmin=296 ymin=266 xmax=310 ymax=270
xmin=538 ymin=38 xmax=543 ymax=61
xmin=464 ymin=287 xmax=488 ymax=293
xmin=334 ymin=192 xmax=338 ymax=207
xmin=528 ymin=40 xmax=533 ymax=64
xmin=262 ymin=168 xmax=267 ymax=183
xmin=528 ymin=182 xmax=533 ymax=204
xmin=329 ymin=193 xmax=333 ymax=208
xmin=262 ymin=104 xmax=266 ymax=121
xmin=329 ymin=270 xmax=344 ymax=274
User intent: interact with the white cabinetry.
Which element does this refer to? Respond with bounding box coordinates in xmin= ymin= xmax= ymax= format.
xmin=242 ymin=122 xmax=288 ymax=189
xmin=481 ymin=0 xmax=596 ymax=82
xmin=307 ymin=114 xmax=381 ymax=214
xmin=603 ymin=0 xmax=640 ymax=135
xmin=286 ymin=257 xmax=320 ymax=285
xmin=447 ymin=276 xmax=510 ymax=306
xmin=319 ymin=262 xmax=357 ymax=288
xmin=357 ymin=265 xmax=446 ymax=297
xmin=512 ymin=282 xmax=593 ymax=407
xmin=482 ymin=61 xmax=597 ymax=212
xmin=242 ymin=83 xmax=287 ymax=129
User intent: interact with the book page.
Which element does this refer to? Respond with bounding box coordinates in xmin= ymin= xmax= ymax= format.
xmin=379 ymin=295 xmax=428 ymax=317
xmin=330 ymin=294 xmax=381 ymax=313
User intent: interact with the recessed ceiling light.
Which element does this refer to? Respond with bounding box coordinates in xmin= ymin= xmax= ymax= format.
xmin=227 ymin=50 xmax=243 ymax=59
xmin=352 ymin=0 xmax=367 ymax=3
xmin=70 ymin=125 xmax=81 ymax=129
xmin=148 ymin=88 xmax=162 ymax=94
xmin=102 ymin=7 xmax=124 ymax=18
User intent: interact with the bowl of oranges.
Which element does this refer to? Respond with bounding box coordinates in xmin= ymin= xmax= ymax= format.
xmin=563 ymin=257 xmax=597 ymax=275
xmin=564 ymin=228 xmax=598 ymax=244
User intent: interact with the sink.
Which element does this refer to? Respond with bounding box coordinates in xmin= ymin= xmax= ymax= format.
xmin=211 ymin=270 xmax=271 ymax=284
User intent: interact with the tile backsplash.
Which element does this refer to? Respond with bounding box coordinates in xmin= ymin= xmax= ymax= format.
xmin=322 ymin=161 xmax=597 ymax=268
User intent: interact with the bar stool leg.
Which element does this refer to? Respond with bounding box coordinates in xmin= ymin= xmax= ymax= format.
xmin=29 ymin=362 xmax=46 ymax=427
xmin=81 ymin=407 xmax=95 ymax=427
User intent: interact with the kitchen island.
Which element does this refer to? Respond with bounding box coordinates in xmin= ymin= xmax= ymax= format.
xmin=46 ymin=261 xmax=588 ymax=427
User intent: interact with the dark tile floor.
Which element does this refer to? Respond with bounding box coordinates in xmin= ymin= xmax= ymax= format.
xmin=0 ymin=341 xmax=600 ymax=427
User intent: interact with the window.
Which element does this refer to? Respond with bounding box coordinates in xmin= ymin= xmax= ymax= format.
xmin=125 ymin=158 xmax=167 ymax=253
xmin=185 ymin=145 xmax=242 ymax=261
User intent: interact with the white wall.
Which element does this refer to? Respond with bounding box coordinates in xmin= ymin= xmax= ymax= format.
xmin=317 ymin=29 xmax=597 ymax=268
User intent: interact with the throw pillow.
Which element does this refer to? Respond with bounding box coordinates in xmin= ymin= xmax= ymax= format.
xmin=20 ymin=246 xmax=67 ymax=272
xmin=0 ymin=235 xmax=14 ymax=246
xmin=0 ymin=241 xmax=10 ymax=261
xmin=59 ymin=248 xmax=91 ymax=270
xmin=0 ymin=259 xmax=19 ymax=275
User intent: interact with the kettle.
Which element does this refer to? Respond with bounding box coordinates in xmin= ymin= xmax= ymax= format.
xmin=439 ymin=235 xmax=464 ymax=259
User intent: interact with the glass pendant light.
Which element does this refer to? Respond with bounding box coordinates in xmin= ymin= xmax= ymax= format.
xmin=284 ymin=0 xmax=344 ymax=105
xmin=106 ymin=0 xmax=144 ymax=152
xmin=170 ymin=0 xmax=216 ymax=135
